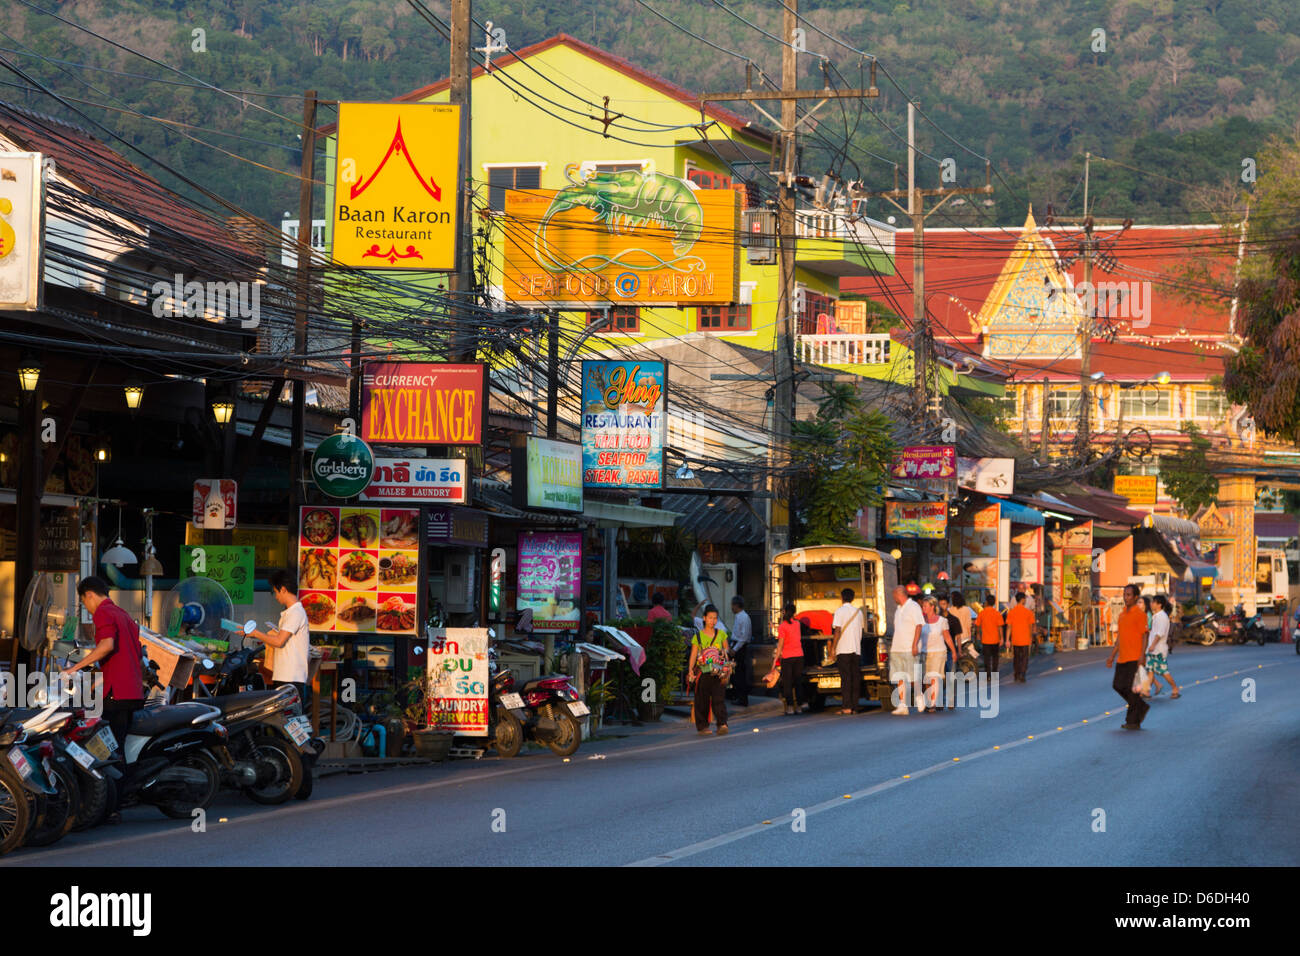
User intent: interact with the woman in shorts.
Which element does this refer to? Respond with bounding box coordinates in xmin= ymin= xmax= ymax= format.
xmin=1145 ymin=595 xmax=1181 ymax=698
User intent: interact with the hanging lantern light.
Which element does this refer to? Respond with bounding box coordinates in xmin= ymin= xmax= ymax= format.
xmin=615 ymin=526 xmax=630 ymax=548
xmin=100 ymin=507 xmax=137 ymax=566
xmin=123 ymin=380 xmax=145 ymax=411
xmin=17 ymin=358 xmax=41 ymax=393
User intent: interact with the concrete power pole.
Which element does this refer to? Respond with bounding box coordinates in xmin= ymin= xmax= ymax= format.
xmin=449 ymin=0 xmax=475 ymax=362
xmin=859 ymin=114 xmax=993 ymax=415
xmin=701 ymin=0 xmax=877 ymax=555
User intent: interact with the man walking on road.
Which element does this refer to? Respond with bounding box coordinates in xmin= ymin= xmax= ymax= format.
xmin=890 ymin=585 xmax=924 ymax=715
xmin=727 ymin=595 xmax=752 ymax=707
xmin=1007 ymin=592 xmax=1035 ymax=682
xmin=1107 ymin=584 xmax=1151 ymax=730
xmin=975 ymin=593 xmax=1004 ymax=680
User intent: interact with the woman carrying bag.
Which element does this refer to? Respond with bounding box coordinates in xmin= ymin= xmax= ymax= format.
xmin=688 ymin=604 xmax=731 ymax=736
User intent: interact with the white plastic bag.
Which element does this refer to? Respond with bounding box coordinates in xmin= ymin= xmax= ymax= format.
xmin=1132 ymin=664 xmax=1151 ymax=696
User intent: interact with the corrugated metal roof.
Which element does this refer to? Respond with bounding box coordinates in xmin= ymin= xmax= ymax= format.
xmin=660 ymin=493 xmax=765 ymax=547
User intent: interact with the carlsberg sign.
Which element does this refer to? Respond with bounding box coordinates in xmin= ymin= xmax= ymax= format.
xmin=311 ymin=433 xmax=375 ymax=498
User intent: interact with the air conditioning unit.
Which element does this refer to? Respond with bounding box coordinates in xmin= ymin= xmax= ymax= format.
xmin=741 ymin=209 xmax=777 ymax=264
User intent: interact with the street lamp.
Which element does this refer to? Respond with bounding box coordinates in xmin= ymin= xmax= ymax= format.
xmin=93 ymin=440 xmax=111 ymax=464
xmin=17 ymin=358 xmax=41 ymax=393
xmin=123 ymin=380 xmax=144 ymax=411
xmin=211 ymin=397 xmax=235 ymax=426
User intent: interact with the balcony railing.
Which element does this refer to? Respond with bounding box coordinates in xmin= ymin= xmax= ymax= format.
xmin=798 ymin=333 xmax=892 ymax=366
xmin=795 ymin=210 xmax=895 ymax=257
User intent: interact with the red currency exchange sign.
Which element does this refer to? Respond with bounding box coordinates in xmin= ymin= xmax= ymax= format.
xmin=361 ymin=363 xmax=486 ymax=445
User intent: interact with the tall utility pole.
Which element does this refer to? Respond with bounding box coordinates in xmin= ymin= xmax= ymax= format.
xmin=1047 ymin=152 xmax=1130 ymax=460
xmin=701 ymin=0 xmax=877 ymax=554
xmin=288 ymin=90 xmax=317 ymax=547
xmin=858 ymin=108 xmax=993 ymax=414
xmin=449 ymin=0 xmax=475 ymax=362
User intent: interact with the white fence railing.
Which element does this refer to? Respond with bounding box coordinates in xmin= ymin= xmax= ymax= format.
xmin=797 ymin=333 xmax=892 ymax=366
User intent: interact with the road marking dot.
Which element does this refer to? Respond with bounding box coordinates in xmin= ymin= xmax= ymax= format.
xmin=843 ymin=794 xmax=851 ymax=799
xmin=762 ymin=820 xmax=772 ymax=825
xmin=1082 ymin=719 xmax=1088 ymax=723
xmin=219 ymin=818 xmax=228 ymax=823
xmin=753 ymin=728 xmax=760 ymax=732
xmin=953 ymin=757 xmax=960 ymax=761
xmin=1057 ymin=666 xmax=1062 ymax=671
xmin=903 ymin=774 xmax=911 ymax=778
xmin=1028 ymin=735 xmax=1034 ymax=739
xmin=1057 ymin=727 xmax=1063 ymax=731
xmin=993 ymin=745 xmax=999 ymax=750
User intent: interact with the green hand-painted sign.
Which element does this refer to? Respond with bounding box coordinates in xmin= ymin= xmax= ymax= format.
xmin=179 ymin=545 xmax=255 ymax=604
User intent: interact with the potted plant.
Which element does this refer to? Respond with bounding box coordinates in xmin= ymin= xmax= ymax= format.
xmin=403 ymin=676 xmax=454 ymax=761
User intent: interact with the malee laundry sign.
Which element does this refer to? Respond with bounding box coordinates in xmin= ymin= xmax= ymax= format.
xmin=311 ymin=434 xmax=374 ymax=499
xmin=581 ymin=360 xmax=665 ymax=489
xmin=361 ymin=458 xmax=467 ymax=503
xmin=360 ymin=363 xmax=486 ymax=445
xmin=331 ymin=102 xmax=460 ymax=269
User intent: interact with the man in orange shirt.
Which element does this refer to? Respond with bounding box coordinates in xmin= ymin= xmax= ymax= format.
xmin=1006 ymin=591 xmax=1036 ymax=682
xmin=1106 ymin=584 xmax=1151 ymax=730
xmin=975 ymin=592 xmax=1004 ymax=680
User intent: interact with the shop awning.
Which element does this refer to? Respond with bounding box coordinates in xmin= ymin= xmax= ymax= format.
xmin=590 ymin=625 xmax=646 ymax=675
xmin=584 ymin=498 xmax=684 ymax=528
xmin=1011 ymin=493 xmax=1094 ymax=521
xmin=989 ymin=496 xmax=1044 ymax=526
xmin=1142 ymin=513 xmax=1200 ymax=536
xmin=1053 ymin=493 xmax=1146 ymax=530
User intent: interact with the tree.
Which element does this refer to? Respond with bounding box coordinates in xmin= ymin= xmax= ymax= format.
xmin=1221 ymin=127 xmax=1300 ymax=443
xmin=1159 ymin=422 xmax=1219 ymax=516
xmin=789 ymin=384 xmax=898 ymax=546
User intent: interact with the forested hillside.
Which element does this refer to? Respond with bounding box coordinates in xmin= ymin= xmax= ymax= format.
xmin=1 ymin=0 xmax=1296 ymax=225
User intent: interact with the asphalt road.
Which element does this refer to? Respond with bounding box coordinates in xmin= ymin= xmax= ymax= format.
xmin=4 ymin=642 xmax=1297 ymax=867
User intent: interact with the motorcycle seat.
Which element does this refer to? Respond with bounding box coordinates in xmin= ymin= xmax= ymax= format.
xmin=205 ymin=688 xmax=294 ymax=716
xmin=129 ymin=702 xmax=220 ymax=737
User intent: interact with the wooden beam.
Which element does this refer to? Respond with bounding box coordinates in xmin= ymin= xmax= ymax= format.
xmin=236 ymin=379 xmax=286 ymax=485
xmin=40 ymin=360 xmax=99 ymax=488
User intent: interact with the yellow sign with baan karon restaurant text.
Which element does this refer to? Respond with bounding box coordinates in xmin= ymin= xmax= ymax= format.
xmin=502 ymin=169 xmax=738 ymax=306
xmin=332 ymin=102 xmax=460 ymax=270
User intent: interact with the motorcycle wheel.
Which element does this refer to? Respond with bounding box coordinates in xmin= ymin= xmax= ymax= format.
xmin=1199 ymin=628 xmax=1216 ymax=647
xmin=0 ymin=763 xmax=31 ymax=856
xmin=72 ymin=771 xmax=112 ymax=832
xmin=25 ymin=760 xmax=82 ymax=848
xmin=157 ymin=750 xmax=221 ymax=820
xmin=243 ymin=735 xmax=303 ymax=806
xmin=1256 ymin=632 xmax=1266 ymax=646
xmin=494 ymin=708 xmax=524 ymax=758
xmin=545 ymin=704 xmax=581 ymax=757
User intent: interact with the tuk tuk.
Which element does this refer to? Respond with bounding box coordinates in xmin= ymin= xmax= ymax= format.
xmin=768 ymin=546 xmax=899 ymax=711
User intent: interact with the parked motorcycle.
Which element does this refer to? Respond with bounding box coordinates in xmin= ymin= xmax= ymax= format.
xmin=487 ymin=653 xmax=585 ymax=757
xmin=104 ymin=695 xmax=233 ymax=820
xmin=1240 ymin=612 xmax=1273 ymax=646
xmin=190 ymin=628 xmax=320 ymax=803
xmin=1178 ymin=610 xmax=1220 ymax=646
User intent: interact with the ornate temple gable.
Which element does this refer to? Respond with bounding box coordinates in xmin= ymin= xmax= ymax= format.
xmin=979 ymin=207 xmax=1085 ymax=361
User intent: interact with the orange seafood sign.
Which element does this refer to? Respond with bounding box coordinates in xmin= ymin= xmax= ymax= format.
xmin=332 ymin=102 xmax=460 ymax=270
xmin=501 ymin=169 xmax=738 ymax=306
xmin=361 ymin=363 xmax=486 ymax=445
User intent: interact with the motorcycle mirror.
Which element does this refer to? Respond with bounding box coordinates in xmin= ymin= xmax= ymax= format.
xmin=412 ymin=645 xmax=424 ymax=656
xmin=244 ymin=620 xmax=257 ymax=635
xmin=203 ymin=659 xmax=215 ymax=670
xmin=487 ymin=627 xmax=496 ymax=639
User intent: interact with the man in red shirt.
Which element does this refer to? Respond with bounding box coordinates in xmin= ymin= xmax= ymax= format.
xmin=67 ymin=576 xmax=145 ymax=749
xmin=1006 ymin=591 xmax=1035 ymax=682
xmin=1106 ymin=584 xmax=1150 ymax=730
xmin=646 ymin=593 xmax=673 ymax=623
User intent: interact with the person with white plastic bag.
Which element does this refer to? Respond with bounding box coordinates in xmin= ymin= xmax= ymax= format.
xmin=1106 ymin=584 xmax=1150 ymax=730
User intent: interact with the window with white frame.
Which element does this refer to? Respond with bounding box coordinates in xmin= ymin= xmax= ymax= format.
xmin=1194 ymin=390 xmax=1228 ymax=420
xmin=1047 ymin=388 xmax=1079 ymax=420
xmin=1119 ymin=387 xmax=1171 ymax=419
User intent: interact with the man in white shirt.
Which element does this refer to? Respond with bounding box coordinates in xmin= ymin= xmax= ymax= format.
xmin=1145 ymin=594 xmax=1181 ymax=698
xmin=831 ymin=588 xmax=865 ymax=714
xmin=889 ymin=584 xmax=924 ymax=715
xmin=727 ymin=596 xmax=753 ymax=706
xmin=249 ymin=569 xmax=312 ymax=707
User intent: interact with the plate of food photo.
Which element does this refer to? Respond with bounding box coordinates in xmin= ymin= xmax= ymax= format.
xmin=300 ymin=591 xmax=336 ymax=630
xmin=339 ymin=510 xmax=379 ymax=550
xmin=338 ymin=550 xmax=378 ymax=589
xmin=336 ymin=595 xmax=377 ymax=631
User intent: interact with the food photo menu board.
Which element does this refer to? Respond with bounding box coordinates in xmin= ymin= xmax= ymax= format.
xmin=297 ymin=506 xmax=419 ymax=634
